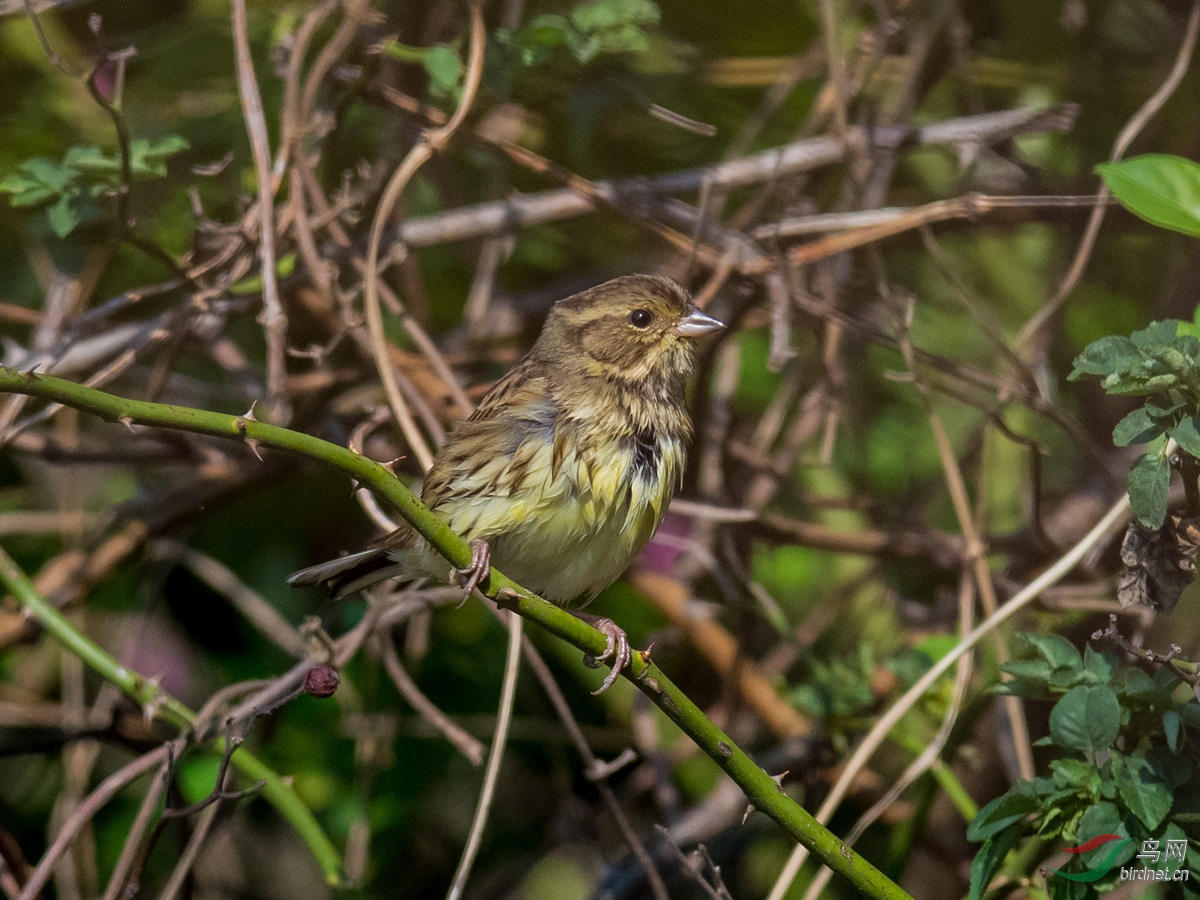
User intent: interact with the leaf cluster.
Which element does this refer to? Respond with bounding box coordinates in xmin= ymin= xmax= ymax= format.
xmin=968 ymin=634 xmax=1200 ymax=899
xmin=1069 ymin=319 xmax=1200 ymax=528
xmin=0 ymin=136 xmax=188 ymax=237
xmin=495 ymin=0 xmax=661 ymax=66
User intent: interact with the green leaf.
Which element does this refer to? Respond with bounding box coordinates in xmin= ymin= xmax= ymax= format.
xmin=64 ymin=145 xmax=120 ymax=176
xmin=1172 ymin=418 xmax=1200 ymax=459
xmin=17 ymin=156 xmax=75 ymax=192
xmin=1144 ymin=396 xmax=1186 ymax=418
xmin=0 ymin=173 xmax=57 ymax=206
xmin=1020 ymin=632 xmax=1083 ymax=671
xmin=1077 ymin=801 xmax=1129 ymax=858
xmin=570 ymin=0 xmax=661 ymax=34
xmin=1112 ymin=750 xmax=1173 ymax=830
xmin=1097 ymin=155 xmax=1200 ymax=238
xmin=1127 ymin=452 xmax=1170 ymax=529
xmin=141 ymin=134 xmax=189 ymax=160
xmin=47 ymin=194 xmax=79 ymax=237
xmin=1114 ymin=407 xmax=1167 ymax=446
xmin=522 ymin=14 xmax=572 ymax=46
xmin=1149 ymin=744 xmax=1191 ymax=789
xmin=1000 ymin=658 xmax=1054 ymax=692
xmin=1178 ymin=700 xmax=1200 ymax=726
xmin=565 ymin=30 xmax=602 ymax=62
xmin=1051 ymin=757 xmax=1102 ymax=795
xmin=1069 ymin=335 xmax=1144 ymax=380
xmin=967 ymin=783 xmax=1041 ymax=841
xmin=129 ymin=137 xmax=188 ymax=177
xmin=423 ymin=45 xmax=462 ymax=95
xmin=968 ymin=824 xmax=1023 ymax=900
xmin=1131 ymin=319 xmax=1184 ymax=352
xmin=1082 ymin=645 xmax=1115 ymax=685
xmin=1161 ymin=823 xmax=1190 ymax=875
xmin=1117 ymin=668 xmax=1176 ymax=709
xmin=1103 ymin=372 xmax=1179 ymax=396
xmin=1049 ymin=685 xmax=1120 ymax=754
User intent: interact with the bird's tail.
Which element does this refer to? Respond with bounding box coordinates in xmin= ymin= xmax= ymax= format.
xmin=287 ymin=548 xmax=411 ymax=599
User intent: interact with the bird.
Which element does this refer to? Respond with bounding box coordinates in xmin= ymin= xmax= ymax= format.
xmin=288 ymin=274 xmax=724 ymax=691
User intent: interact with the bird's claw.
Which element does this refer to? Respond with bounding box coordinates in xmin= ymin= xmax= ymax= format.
xmin=451 ymin=539 xmax=491 ymax=604
xmin=576 ymin=613 xmax=631 ymax=694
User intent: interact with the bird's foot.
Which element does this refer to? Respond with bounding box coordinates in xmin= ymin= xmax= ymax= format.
xmin=573 ymin=611 xmax=631 ymax=695
xmin=450 ymin=539 xmax=491 ymax=604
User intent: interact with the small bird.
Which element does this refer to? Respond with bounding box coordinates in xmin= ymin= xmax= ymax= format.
xmin=289 ymin=274 xmax=724 ymax=691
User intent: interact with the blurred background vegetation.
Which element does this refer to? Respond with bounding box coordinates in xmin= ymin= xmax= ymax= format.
xmin=2 ymin=0 xmax=1200 ymax=898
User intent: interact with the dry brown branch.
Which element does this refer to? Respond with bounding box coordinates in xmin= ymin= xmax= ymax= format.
xmin=361 ymin=2 xmax=486 ymax=472
xmin=387 ymin=106 xmax=1078 ymax=249
xmin=17 ymin=745 xmax=170 ymax=900
xmin=230 ymin=0 xmax=287 ymax=421
xmin=381 ymin=634 xmax=485 ymax=766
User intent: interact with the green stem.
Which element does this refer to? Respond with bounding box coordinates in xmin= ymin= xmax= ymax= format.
xmin=0 ymin=367 xmax=913 ymax=900
xmin=0 ymin=543 xmax=343 ymax=885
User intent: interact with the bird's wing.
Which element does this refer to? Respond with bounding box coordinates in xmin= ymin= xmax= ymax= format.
xmin=421 ymin=358 xmax=556 ymax=512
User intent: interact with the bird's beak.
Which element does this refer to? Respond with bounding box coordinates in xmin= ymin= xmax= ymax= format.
xmin=674 ymin=307 xmax=725 ymax=338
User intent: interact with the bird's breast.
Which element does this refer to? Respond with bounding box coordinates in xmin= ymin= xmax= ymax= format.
xmin=426 ymin=419 xmax=684 ymax=603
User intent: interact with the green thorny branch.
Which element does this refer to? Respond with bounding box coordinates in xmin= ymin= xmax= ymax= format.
xmin=0 ymin=367 xmax=915 ymax=900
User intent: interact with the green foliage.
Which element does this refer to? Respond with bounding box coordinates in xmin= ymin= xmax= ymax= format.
xmin=1068 ymin=319 xmax=1200 ymax=527
xmin=966 ymin=635 xmax=1200 ymax=899
xmin=384 ymin=41 xmax=464 ymax=98
xmin=496 ymin=0 xmax=661 ymax=66
xmin=386 ymin=0 xmax=661 ymax=99
xmin=791 ymin=644 xmax=876 ymax=720
xmin=1072 ymin=157 xmax=1200 ymax=525
xmin=1097 ymin=154 xmax=1200 ymax=239
xmin=0 ymin=135 xmax=188 ymax=237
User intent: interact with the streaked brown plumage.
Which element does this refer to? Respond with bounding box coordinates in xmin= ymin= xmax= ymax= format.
xmin=289 ymin=274 xmax=723 ymax=689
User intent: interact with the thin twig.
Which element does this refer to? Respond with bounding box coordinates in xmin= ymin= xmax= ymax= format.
xmin=519 ymin=631 xmax=670 ymax=900
xmin=798 ymin=568 xmax=977 ymax=900
xmin=148 ymin=539 xmax=306 ymax=657
xmin=99 ymin=751 xmax=173 ymax=900
xmin=363 ymin=1 xmax=486 ymax=471
xmin=17 ymin=746 xmax=169 ymax=900
xmin=1016 ymin=0 xmax=1200 ymax=347
xmin=156 ymin=802 xmax=221 ymax=900
xmin=381 ymin=635 xmax=485 ymax=766
xmin=445 ymin=611 xmax=523 ymax=900
xmin=765 ymin=494 xmax=1131 ymax=900
xmin=231 ymin=0 xmax=288 ymax=420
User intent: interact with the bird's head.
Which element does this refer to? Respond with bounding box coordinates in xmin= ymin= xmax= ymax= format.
xmin=536 ymin=275 xmax=724 ymax=387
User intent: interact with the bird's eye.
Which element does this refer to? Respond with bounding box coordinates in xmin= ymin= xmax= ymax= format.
xmin=629 ymin=309 xmax=653 ymax=328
